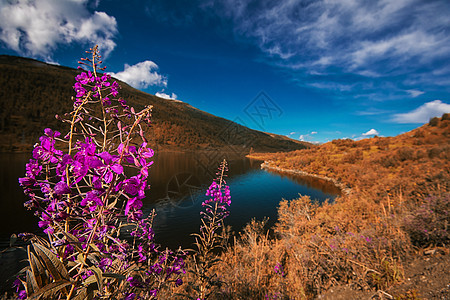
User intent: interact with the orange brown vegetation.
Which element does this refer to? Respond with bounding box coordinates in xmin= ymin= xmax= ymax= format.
xmin=0 ymin=55 xmax=309 ymax=153
xmin=167 ymin=115 xmax=449 ymax=299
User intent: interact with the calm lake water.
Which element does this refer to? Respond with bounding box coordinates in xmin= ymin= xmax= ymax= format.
xmin=0 ymin=151 xmax=340 ymax=249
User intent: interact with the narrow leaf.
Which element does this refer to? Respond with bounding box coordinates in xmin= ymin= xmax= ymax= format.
xmin=71 ymin=287 xmax=87 ymax=300
xmin=89 ymin=266 xmax=104 ymax=292
xmin=29 ymin=251 xmax=44 ymax=288
xmin=26 ymin=269 xmax=38 ymax=296
xmin=33 ymin=242 xmax=69 ymax=280
xmin=103 ymin=273 xmax=126 ymax=280
xmin=28 ymin=280 xmax=71 ymax=300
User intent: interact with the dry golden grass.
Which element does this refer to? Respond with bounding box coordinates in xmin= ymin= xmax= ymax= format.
xmin=171 ymin=115 xmax=450 ymax=299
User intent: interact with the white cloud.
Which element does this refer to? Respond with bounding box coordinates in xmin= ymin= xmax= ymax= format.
xmin=156 ymin=91 xmax=178 ymax=100
xmin=0 ymin=0 xmax=117 ymax=59
xmin=392 ymin=100 xmax=450 ymax=124
xmin=362 ymin=129 xmax=379 ymax=136
xmin=204 ymin=0 xmax=450 ymax=92
xmin=406 ymin=89 xmax=425 ymax=98
xmin=298 ymin=132 xmax=319 ymax=143
xmin=110 ymin=61 xmax=167 ymax=89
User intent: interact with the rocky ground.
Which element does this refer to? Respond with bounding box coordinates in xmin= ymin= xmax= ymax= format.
xmin=319 ymin=249 xmax=449 ymax=300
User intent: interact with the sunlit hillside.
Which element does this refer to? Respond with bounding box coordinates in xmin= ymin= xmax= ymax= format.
xmin=0 ymin=55 xmax=309 ymax=153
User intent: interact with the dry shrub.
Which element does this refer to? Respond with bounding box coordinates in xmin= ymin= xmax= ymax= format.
xmin=211 ymin=218 xmax=302 ymax=299
xmin=205 ymin=193 xmax=410 ymax=299
xmin=239 ymin=116 xmax=449 ymax=298
xmin=429 ymin=117 xmax=440 ymax=127
xmin=403 ymin=193 xmax=450 ymax=247
xmin=275 ymin=194 xmax=408 ymax=295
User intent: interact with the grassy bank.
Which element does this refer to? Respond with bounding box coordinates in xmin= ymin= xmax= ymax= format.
xmin=167 ymin=115 xmax=449 ymax=299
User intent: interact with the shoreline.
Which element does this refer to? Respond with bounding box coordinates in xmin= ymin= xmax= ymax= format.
xmin=259 ymin=160 xmax=351 ymax=195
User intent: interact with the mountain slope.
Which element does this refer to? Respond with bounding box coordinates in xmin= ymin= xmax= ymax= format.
xmin=0 ymin=55 xmax=310 ymax=153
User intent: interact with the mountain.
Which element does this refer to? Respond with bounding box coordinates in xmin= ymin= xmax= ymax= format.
xmin=0 ymin=55 xmax=310 ymax=153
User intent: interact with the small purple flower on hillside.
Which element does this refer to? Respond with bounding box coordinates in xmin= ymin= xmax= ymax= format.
xmin=99 ymin=258 xmax=112 ymax=271
xmin=274 ymin=263 xmax=285 ymax=277
xmin=127 ymin=276 xmax=143 ymax=288
xmin=18 ymin=290 xmax=27 ymax=299
xmin=124 ymin=293 xmax=136 ymax=300
xmin=175 ymin=278 xmax=183 ymax=286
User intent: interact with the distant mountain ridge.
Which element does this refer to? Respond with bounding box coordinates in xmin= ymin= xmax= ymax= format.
xmin=0 ymin=55 xmax=310 ymax=153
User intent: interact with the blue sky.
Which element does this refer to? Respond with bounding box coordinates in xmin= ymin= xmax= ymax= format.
xmin=1 ymin=0 xmax=449 ymax=143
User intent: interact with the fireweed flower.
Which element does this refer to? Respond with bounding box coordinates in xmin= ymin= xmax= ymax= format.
xmin=17 ymin=46 xmax=185 ymax=299
xmin=191 ymin=159 xmax=231 ymax=299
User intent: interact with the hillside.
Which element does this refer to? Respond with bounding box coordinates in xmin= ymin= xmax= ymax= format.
xmin=249 ymin=114 xmax=450 ymax=202
xmin=222 ymin=114 xmax=449 ymax=298
xmin=0 ymin=55 xmax=310 ymax=153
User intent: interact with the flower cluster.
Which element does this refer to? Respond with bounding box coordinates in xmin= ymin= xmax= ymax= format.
xmin=203 ymin=180 xmax=231 ymax=218
xmin=16 ymin=46 xmax=184 ymax=300
xmin=200 ymin=159 xmax=231 ymax=237
xmin=190 ymin=159 xmax=231 ymax=299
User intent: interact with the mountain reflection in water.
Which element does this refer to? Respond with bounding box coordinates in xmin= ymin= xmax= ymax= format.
xmin=0 ymin=151 xmax=340 ymax=250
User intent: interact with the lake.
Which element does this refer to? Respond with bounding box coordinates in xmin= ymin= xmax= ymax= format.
xmin=0 ymin=151 xmax=340 ymax=250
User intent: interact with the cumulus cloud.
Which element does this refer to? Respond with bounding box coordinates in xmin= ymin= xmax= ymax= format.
xmin=0 ymin=0 xmax=117 ymax=59
xmin=362 ymin=129 xmax=379 ymax=136
xmin=110 ymin=61 xmax=167 ymax=89
xmin=298 ymin=132 xmax=319 ymax=143
xmin=392 ymin=100 xmax=450 ymax=124
xmin=156 ymin=91 xmax=178 ymax=100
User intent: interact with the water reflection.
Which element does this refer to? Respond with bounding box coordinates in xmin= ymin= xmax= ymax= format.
xmin=264 ymin=169 xmax=342 ymax=196
xmin=143 ymin=152 xmax=340 ymax=249
xmin=0 ymin=151 xmax=340 ymax=250
xmin=0 ymin=153 xmax=39 ymax=247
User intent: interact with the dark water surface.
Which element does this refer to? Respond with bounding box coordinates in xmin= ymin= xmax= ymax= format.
xmin=0 ymin=151 xmax=340 ymax=249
